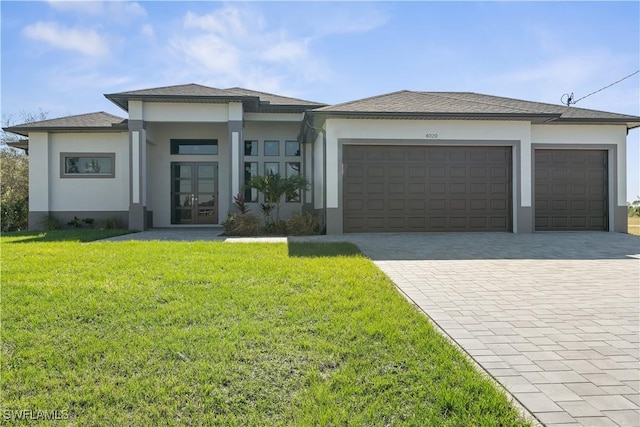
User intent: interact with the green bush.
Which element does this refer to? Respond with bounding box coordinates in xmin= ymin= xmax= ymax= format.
xmin=39 ymin=215 xmax=62 ymax=231
xmin=1 ymin=197 xmax=28 ymax=232
xmin=222 ymin=213 xmax=261 ymax=236
xmin=286 ymin=212 xmax=321 ymax=235
xmin=101 ymin=217 xmax=123 ymax=229
xmin=0 ymin=149 xmax=29 ymax=232
xmin=263 ymin=219 xmax=288 ymax=235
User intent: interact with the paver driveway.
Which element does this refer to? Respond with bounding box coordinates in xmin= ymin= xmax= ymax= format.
xmin=344 ymin=232 xmax=640 ymax=427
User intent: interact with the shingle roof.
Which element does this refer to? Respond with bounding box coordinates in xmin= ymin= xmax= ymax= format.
xmin=225 ymin=87 xmax=325 ymax=106
xmin=313 ymin=90 xmax=640 ymax=125
xmin=109 ymin=83 xmax=233 ymax=97
xmin=3 ymin=112 xmax=126 ymax=136
xmin=105 ymin=83 xmax=325 ymax=111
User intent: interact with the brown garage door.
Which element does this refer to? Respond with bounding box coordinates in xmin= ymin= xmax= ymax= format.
xmin=535 ymin=149 xmax=607 ymax=231
xmin=343 ymin=145 xmax=512 ymax=233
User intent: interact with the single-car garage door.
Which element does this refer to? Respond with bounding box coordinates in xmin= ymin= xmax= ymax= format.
xmin=343 ymin=145 xmax=512 ymax=233
xmin=535 ymin=149 xmax=608 ymax=231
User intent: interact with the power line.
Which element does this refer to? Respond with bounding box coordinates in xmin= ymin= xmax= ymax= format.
xmin=561 ymin=69 xmax=640 ymax=106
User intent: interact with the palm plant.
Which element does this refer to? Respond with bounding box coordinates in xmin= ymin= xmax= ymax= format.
xmin=247 ymin=173 xmax=309 ymax=221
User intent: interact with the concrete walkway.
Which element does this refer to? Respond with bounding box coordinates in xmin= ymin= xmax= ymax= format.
xmin=103 ymin=230 xmax=640 ymax=426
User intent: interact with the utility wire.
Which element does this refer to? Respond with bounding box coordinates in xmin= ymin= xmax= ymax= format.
xmin=561 ymin=69 xmax=640 ymax=106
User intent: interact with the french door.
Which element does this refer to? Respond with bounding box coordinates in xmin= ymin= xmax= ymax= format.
xmin=171 ymin=162 xmax=218 ymax=224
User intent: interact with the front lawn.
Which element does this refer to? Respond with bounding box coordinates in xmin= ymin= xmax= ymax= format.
xmin=1 ymin=231 xmax=530 ymax=425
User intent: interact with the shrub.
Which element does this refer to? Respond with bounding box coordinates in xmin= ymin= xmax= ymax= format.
xmin=263 ymin=219 xmax=288 ymax=235
xmin=39 ymin=215 xmax=62 ymax=231
xmin=67 ymin=216 xmax=82 ymax=228
xmin=0 ymin=149 xmax=28 ymax=232
xmin=287 ymin=212 xmax=321 ymax=236
xmin=101 ymin=217 xmax=123 ymax=229
xmin=1 ymin=197 xmax=28 ymax=232
xmin=222 ymin=213 xmax=261 ymax=236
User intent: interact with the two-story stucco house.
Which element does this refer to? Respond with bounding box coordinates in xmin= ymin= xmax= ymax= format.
xmin=6 ymin=84 xmax=639 ymax=234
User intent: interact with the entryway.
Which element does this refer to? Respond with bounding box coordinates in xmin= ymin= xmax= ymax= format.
xmin=171 ymin=162 xmax=218 ymax=224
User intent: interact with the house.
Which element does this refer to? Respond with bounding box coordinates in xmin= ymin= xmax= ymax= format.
xmin=6 ymin=84 xmax=639 ymax=234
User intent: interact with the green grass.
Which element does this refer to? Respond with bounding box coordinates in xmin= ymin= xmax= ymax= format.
xmin=629 ymin=216 xmax=640 ymax=236
xmin=2 ymin=228 xmax=132 ymax=243
xmin=1 ymin=231 xmax=530 ymax=426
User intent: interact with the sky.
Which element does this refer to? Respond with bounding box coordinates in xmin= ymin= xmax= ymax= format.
xmin=1 ymin=1 xmax=639 ymax=201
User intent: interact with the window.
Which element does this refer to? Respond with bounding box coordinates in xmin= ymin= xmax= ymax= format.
xmin=285 ymin=140 xmax=300 ymax=156
xmin=286 ymin=162 xmax=301 ymax=202
xmin=265 ymin=162 xmax=279 ymax=175
xmin=170 ymin=139 xmax=218 ymax=155
xmin=264 ymin=140 xmax=279 ymax=156
xmin=244 ymin=162 xmax=258 ymax=202
xmin=61 ymin=153 xmax=115 ymax=178
xmin=286 ymin=162 xmax=300 ymax=177
xmin=244 ymin=140 xmax=258 ymax=156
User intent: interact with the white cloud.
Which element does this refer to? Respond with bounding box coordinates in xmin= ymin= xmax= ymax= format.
xmin=22 ymin=21 xmax=110 ymax=57
xmin=312 ymin=8 xmax=388 ymax=37
xmin=168 ymin=5 xmax=313 ymax=92
xmin=140 ymin=24 xmax=155 ymax=39
xmin=46 ymin=1 xmax=146 ymax=18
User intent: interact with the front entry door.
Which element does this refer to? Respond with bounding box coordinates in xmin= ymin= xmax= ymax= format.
xmin=171 ymin=162 xmax=218 ymax=224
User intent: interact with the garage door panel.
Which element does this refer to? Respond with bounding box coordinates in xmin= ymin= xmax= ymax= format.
xmin=450 ymin=167 xmax=466 ymax=178
xmin=367 ymin=199 xmax=385 ymax=210
xmin=429 ymin=167 xmax=446 ymax=178
xmin=430 ymin=183 xmax=447 ymax=194
xmin=388 ymin=166 xmax=405 ymax=178
xmin=343 ymin=145 xmax=512 ymax=232
xmin=535 ymin=149 xmax=607 ymax=231
xmin=387 ymin=199 xmax=405 ymax=210
xmin=470 ymin=199 xmax=487 ymax=210
xmin=345 ymin=199 xmax=365 ymax=210
xmin=491 ymin=167 xmax=508 ymax=178
xmin=430 ymin=199 xmax=446 ymax=210
xmin=367 ymin=183 xmax=385 ymax=193
xmin=490 ymin=183 xmax=508 ymax=195
xmin=408 ymin=199 xmax=425 ymax=210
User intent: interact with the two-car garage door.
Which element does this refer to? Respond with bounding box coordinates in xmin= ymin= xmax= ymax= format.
xmin=343 ymin=145 xmax=512 ymax=233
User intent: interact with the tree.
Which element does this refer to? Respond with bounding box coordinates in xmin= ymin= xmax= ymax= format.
xmin=1 ymin=109 xmax=48 ymax=231
xmin=247 ymin=173 xmax=309 ymax=222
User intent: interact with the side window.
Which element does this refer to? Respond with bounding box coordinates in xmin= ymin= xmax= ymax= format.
xmin=61 ymin=153 xmax=115 ymax=178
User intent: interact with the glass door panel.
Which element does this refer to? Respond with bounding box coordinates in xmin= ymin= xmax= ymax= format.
xmin=171 ymin=162 xmax=217 ymax=224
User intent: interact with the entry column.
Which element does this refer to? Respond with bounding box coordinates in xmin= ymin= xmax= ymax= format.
xmin=228 ymin=102 xmax=243 ymax=206
xmin=128 ymin=119 xmax=147 ymax=230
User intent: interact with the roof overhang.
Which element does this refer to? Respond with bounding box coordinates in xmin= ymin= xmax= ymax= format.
xmin=104 ymin=93 xmax=320 ymax=114
xmin=6 ymin=139 xmax=29 ymax=152
xmin=3 ymin=124 xmax=128 ymax=137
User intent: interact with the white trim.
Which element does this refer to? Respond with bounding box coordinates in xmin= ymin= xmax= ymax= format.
xmin=231 ymin=131 xmax=239 ymax=197
xmin=132 ymin=131 xmax=140 ymax=203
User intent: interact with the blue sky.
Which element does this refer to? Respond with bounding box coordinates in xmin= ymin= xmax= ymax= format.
xmin=2 ymin=1 xmax=639 ymax=201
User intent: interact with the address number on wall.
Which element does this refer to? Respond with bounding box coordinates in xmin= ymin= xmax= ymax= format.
xmin=425 ymin=133 xmax=439 ymax=139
